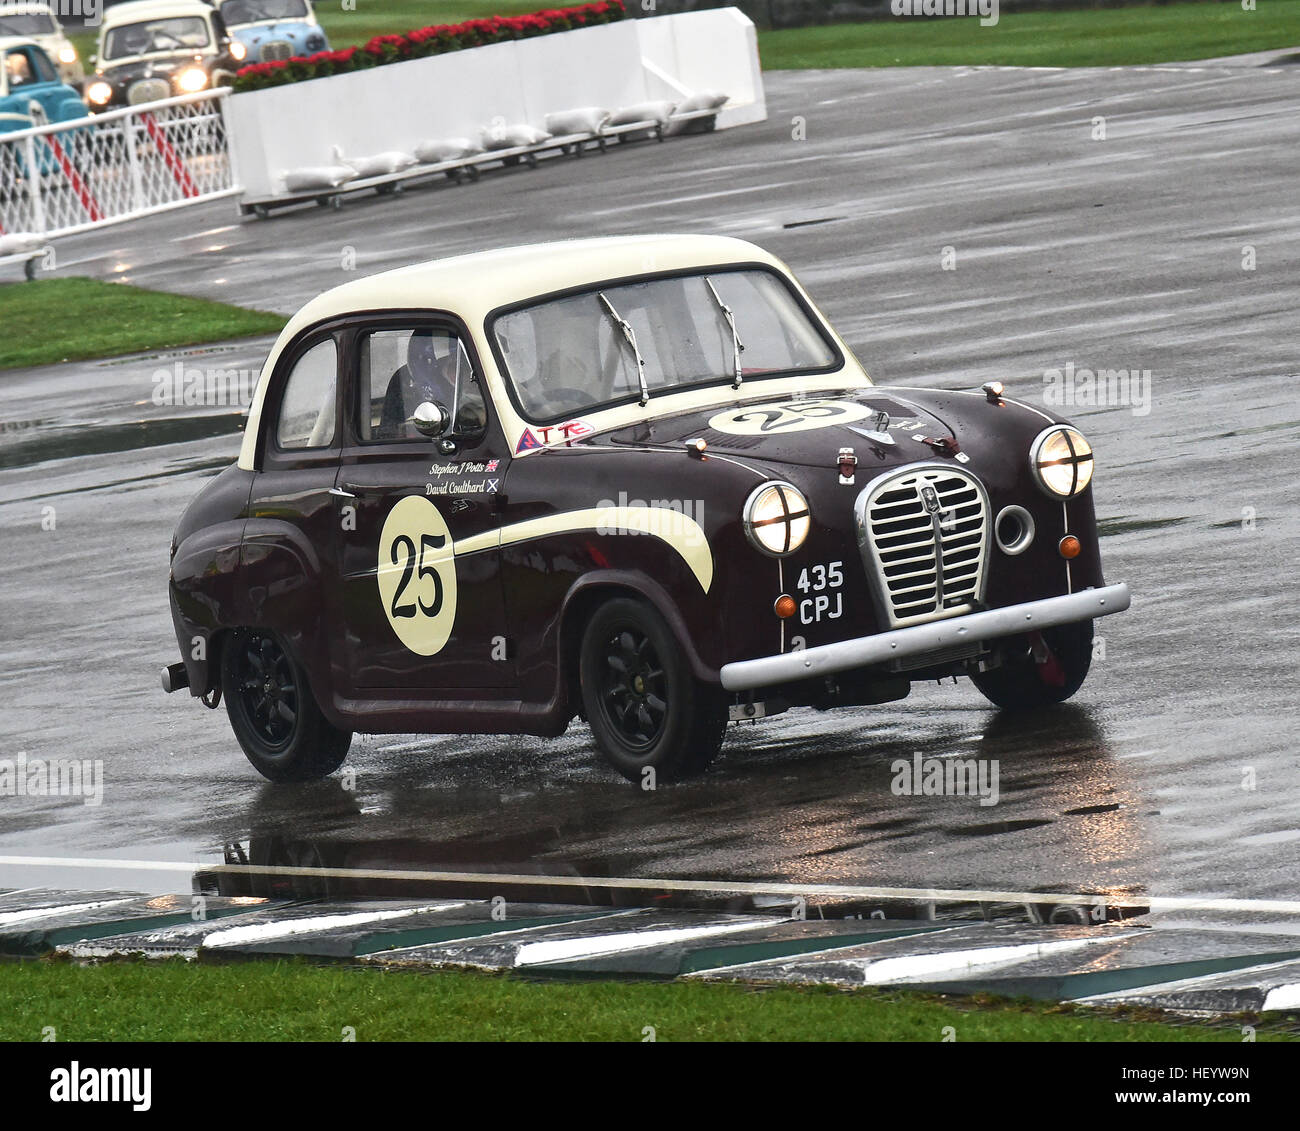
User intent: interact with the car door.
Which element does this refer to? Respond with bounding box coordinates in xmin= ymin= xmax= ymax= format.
xmin=242 ymin=330 xmax=344 ymax=657
xmin=13 ymin=45 xmax=58 ymax=122
xmin=332 ymin=317 xmax=514 ymax=692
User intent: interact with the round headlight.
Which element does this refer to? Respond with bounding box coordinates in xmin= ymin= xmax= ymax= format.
xmin=743 ymin=481 xmax=810 ymax=557
xmin=58 ymin=46 xmax=78 ymax=64
xmin=86 ymin=80 xmax=113 ymax=105
xmin=176 ymin=67 xmax=209 ymax=93
xmin=1030 ymin=425 xmax=1094 ymax=498
xmin=229 ymin=40 xmax=248 ymax=61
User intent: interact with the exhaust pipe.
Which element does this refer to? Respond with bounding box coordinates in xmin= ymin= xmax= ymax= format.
xmin=161 ymin=662 xmax=189 ymax=694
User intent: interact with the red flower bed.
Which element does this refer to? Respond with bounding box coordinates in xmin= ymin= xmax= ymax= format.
xmin=233 ymin=1 xmax=626 ymax=92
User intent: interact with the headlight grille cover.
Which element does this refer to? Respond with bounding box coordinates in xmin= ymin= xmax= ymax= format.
xmin=743 ymin=481 xmax=810 ymax=557
xmin=1030 ymin=425 xmax=1094 ymax=498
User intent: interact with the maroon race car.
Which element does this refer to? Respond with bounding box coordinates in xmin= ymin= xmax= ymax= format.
xmin=162 ymin=234 xmax=1130 ymax=783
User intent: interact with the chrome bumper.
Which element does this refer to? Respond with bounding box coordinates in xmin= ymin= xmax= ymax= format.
xmin=719 ymin=583 xmax=1131 ymax=693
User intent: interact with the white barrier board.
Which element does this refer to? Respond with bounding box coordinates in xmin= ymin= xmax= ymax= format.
xmin=227 ymin=10 xmax=766 ymax=202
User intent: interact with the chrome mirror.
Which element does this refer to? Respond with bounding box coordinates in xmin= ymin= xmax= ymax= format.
xmin=410 ymin=401 xmax=449 ymax=438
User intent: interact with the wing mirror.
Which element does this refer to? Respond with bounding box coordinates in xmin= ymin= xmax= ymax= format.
xmin=410 ymin=400 xmax=450 ymax=438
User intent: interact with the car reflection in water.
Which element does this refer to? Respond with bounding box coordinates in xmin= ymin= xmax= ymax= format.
xmin=193 ymin=704 xmax=1149 ymax=926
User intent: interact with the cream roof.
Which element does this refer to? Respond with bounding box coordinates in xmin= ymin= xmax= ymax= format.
xmin=239 ymin=234 xmax=870 ymax=470
xmin=101 ymin=0 xmax=216 ymax=30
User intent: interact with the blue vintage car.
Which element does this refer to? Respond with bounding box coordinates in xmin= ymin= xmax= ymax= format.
xmin=0 ymin=36 xmax=86 ymax=134
xmin=214 ymin=0 xmax=328 ymax=63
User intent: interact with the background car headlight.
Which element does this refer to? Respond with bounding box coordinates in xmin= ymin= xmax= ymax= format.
xmin=58 ymin=46 xmax=77 ymax=64
xmin=229 ymin=40 xmax=248 ymax=61
xmin=743 ymin=481 xmax=810 ymax=557
xmin=175 ymin=67 xmax=209 ymax=93
xmin=1030 ymin=425 xmax=1094 ymax=498
xmin=86 ymin=81 xmax=113 ymax=105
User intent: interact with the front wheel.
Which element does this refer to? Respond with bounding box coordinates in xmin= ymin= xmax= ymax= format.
xmin=579 ymin=598 xmax=725 ymax=783
xmin=970 ymin=620 xmax=1094 ymax=710
xmin=221 ymin=629 xmax=351 ymax=781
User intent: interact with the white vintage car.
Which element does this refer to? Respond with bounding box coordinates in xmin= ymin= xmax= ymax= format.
xmin=85 ymin=0 xmax=246 ymax=111
xmin=0 ymin=1 xmax=82 ymax=88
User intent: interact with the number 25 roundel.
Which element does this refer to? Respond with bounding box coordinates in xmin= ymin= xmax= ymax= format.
xmin=377 ymin=496 xmax=458 ymax=656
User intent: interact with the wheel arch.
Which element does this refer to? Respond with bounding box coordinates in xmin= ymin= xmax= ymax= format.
xmin=557 ymin=571 xmax=720 ymax=717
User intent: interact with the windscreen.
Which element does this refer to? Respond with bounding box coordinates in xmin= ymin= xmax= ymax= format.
xmin=492 ymin=269 xmax=837 ymax=422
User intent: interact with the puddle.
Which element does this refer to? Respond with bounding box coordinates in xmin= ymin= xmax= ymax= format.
xmin=0 ymin=413 xmax=245 ymax=470
xmin=1097 ymin=516 xmax=1188 ymax=536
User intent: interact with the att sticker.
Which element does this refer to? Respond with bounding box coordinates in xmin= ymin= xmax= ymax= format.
xmin=515 ymin=428 xmax=543 ymax=453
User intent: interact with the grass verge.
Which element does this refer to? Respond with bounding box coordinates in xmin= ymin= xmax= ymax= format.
xmin=757 ymin=0 xmax=1300 ymax=69
xmin=0 ymin=278 xmax=286 ymax=370
xmin=2 ymin=958 xmax=1292 ymax=1041
xmin=67 ymin=1 xmax=1300 ymax=77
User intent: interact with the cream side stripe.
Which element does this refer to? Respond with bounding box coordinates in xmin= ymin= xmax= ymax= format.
xmin=453 ymin=506 xmax=713 ymax=593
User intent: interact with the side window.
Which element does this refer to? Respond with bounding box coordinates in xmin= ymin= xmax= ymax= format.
xmin=358 ymin=327 xmax=486 ymax=443
xmin=4 ymin=50 xmax=33 ymax=88
xmin=28 ymin=48 xmax=56 ymax=85
xmin=275 ymin=338 xmax=337 ymax=450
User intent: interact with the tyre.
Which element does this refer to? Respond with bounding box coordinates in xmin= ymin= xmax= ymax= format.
xmin=579 ymin=597 xmax=725 ymax=783
xmin=221 ymin=629 xmax=351 ymax=782
xmin=970 ymin=619 xmax=1094 ymax=711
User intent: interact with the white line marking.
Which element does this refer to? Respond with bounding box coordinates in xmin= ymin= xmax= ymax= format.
xmin=0 ymin=897 xmax=136 ymax=926
xmin=1261 ymin=983 xmax=1300 ymax=1011
xmin=3 ymin=856 xmax=1300 ymax=916
xmin=859 ymin=936 xmax=1120 ymax=984
xmin=517 ymin=919 xmax=783 ymax=966
xmin=1072 ymin=957 xmax=1300 ymax=1006
xmin=202 ymin=903 xmax=470 ymax=949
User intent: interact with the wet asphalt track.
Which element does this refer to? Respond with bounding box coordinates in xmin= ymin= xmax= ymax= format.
xmin=1 ymin=62 xmax=1298 ymax=916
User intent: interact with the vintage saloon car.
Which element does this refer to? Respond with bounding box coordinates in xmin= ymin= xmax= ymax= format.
xmin=0 ymin=3 xmax=85 ymax=88
xmin=0 ymin=36 xmax=85 ymax=133
xmin=163 ymin=235 xmax=1130 ymax=783
xmin=85 ymin=0 xmax=246 ymax=111
xmin=213 ymin=0 xmax=329 ymax=63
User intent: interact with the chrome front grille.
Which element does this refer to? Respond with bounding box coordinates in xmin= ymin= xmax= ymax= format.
xmin=856 ymin=465 xmax=990 ymax=628
xmin=127 ymin=79 xmax=170 ymax=105
xmin=260 ymin=40 xmax=293 ymax=61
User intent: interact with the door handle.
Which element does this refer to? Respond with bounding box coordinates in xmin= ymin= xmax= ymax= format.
xmin=328 ymin=487 xmax=357 ymax=500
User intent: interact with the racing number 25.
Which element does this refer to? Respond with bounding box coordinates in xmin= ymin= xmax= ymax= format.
xmin=708 ymin=398 xmax=878 ymax=437
xmin=389 ymin=533 xmax=446 ymax=619
xmin=377 ymin=496 xmax=459 ymax=656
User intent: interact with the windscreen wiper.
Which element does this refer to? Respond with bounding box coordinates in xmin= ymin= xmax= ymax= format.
xmin=704 ymin=276 xmax=744 ymax=390
xmin=597 ymin=292 xmax=649 ymax=406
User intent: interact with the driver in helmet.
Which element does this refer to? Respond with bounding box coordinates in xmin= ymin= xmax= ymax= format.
xmin=379 ymin=330 xmax=455 ymax=440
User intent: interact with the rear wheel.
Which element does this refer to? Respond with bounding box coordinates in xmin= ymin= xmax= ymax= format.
xmin=970 ymin=620 xmax=1094 ymax=710
xmin=221 ymin=629 xmax=351 ymax=782
xmin=579 ymin=598 xmax=725 ymax=783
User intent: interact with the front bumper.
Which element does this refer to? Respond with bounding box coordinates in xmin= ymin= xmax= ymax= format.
xmin=719 ymin=583 xmax=1131 ymax=692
